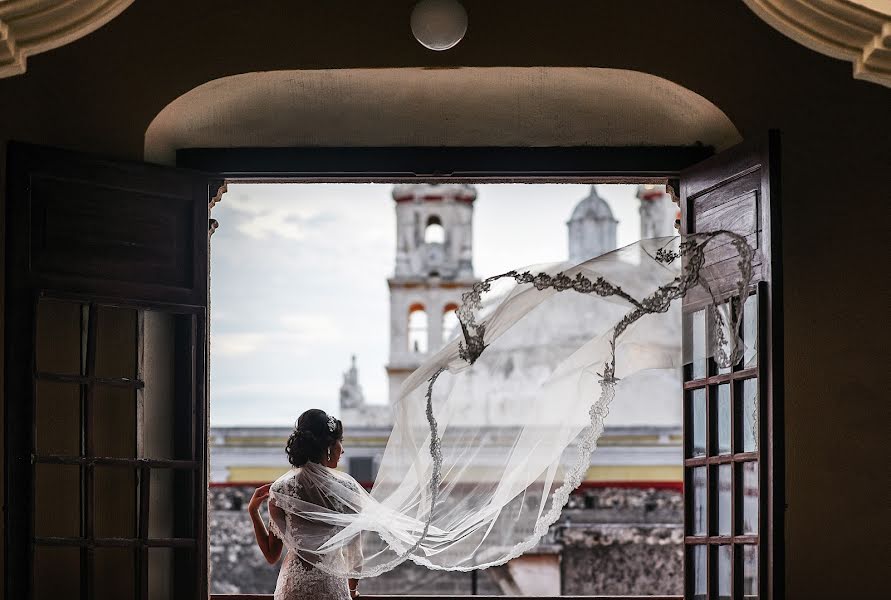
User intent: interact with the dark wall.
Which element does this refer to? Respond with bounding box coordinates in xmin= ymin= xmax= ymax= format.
xmin=1 ymin=2 xmax=888 ymax=598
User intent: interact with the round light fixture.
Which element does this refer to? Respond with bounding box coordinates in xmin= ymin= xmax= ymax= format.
xmin=410 ymin=0 xmax=468 ymax=51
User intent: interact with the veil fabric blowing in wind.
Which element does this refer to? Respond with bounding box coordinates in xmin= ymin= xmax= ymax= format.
xmin=269 ymin=231 xmax=756 ymax=578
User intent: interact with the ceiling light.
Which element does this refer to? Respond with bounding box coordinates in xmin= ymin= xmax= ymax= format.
xmin=410 ymin=0 xmax=468 ymax=51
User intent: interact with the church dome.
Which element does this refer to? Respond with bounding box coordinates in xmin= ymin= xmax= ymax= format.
xmin=567 ymin=185 xmax=618 ymax=262
xmin=568 ymin=186 xmax=616 ymax=223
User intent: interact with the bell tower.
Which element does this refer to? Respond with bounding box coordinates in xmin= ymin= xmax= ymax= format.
xmin=636 ymin=184 xmax=677 ymax=239
xmin=386 ymin=184 xmax=478 ymax=405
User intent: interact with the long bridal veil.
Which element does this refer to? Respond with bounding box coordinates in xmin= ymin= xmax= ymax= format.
xmin=270 ymin=231 xmax=755 ymax=578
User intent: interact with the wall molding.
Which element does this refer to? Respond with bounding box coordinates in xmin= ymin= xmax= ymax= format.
xmin=0 ymin=0 xmax=132 ymax=78
xmin=743 ymin=0 xmax=891 ymax=88
xmin=4 ymin=1 xmax=887 ymax=87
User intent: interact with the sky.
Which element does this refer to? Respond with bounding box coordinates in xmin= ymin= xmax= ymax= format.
xmin=210 ymin=183 xmax=644 ymax=426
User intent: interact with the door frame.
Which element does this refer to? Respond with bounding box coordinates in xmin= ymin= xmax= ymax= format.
xmin=177 ymin=142 xmax=784 ymax=600
xmin=176 ymin=146 xmax=712 ymax=182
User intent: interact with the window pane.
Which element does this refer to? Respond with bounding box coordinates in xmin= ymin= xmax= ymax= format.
xmin=742 ymin=545 xmax=759 ymax=599
xmin=36 ymin=381 xmax=81 ymax=455
xmin=93 ymin=385 xmax=137 ymax=458
xmin=150 ymin=469 xmax=195 ymax=539
xmin=142 ymin=310 xmax=178 ymax=459
xmin=714 ymin=544 xmax=732 ymax=600
xmin=95 ymin=305 xmax=138 ymax=379
xmin=716 ymin=464 xmax=732 ymax=536
xmin=149 ymin=547 xmax=174 ymax=600
xmin=716 ymin=383 xmax=731 ymax=454
xmin=691 ymin=467 xmax=707 ymax=535
xmin=34 ymin=546 xmax=80 ymax=600
xmin=35 ymin=464 xmax=80 ymax=538
xmin=689 ymin=388 xmax=706 ymax=457
xmin=692 ymin=545 xmax=707 ymax=600
xmin=149 ymin=468 xmax=174 ymax=539
xmin=740 ymin=378 xmax=758 ymax=453
xmin=36 ymin=299 xmax=83 ymax=375
xmin=95 ymin=466 xmax=136 ymax=538
xmin=94 ymin=547 xmax=135 ymax=600
xmin=685 ymin=309 xmax=707 ymax=380
xmin=715 ymin=302 xmax=733 ymax=375
xmin=744 ymin=292 xmax=758 ymax=368
xmin=741 ymin=461 xmax=759 ymax=535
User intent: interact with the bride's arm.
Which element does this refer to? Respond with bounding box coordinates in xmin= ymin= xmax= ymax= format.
xmin=248 ymin=484 xmax=284 ymax=564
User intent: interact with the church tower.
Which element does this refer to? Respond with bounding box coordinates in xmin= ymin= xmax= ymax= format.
xmin=386 ymin=184 xmax=478 ymax=406
xmin=567 ymin=185 xmax=618 ymax=262
xmin=338 ymin=353 xmax=391 ymax=427
xmin=636 ymin=184 xmax=677 ymax=239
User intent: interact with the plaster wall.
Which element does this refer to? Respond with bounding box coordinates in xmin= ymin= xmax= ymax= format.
xmin=0 ymin=1 xmax=888 ymax=598
xmin=143 ymin=67 xmax=742 ymax=165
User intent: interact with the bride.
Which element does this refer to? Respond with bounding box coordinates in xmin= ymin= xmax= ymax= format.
xmin=247 ymin=409 xmax=362 ymax=599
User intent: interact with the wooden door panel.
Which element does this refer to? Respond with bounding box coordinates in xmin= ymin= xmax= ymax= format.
xmin=5 ymin=142 xmax=213 ymax=600
xmin=679 ymin=132 xmax=782 ymax=600
xmin=31 ymin=176 xmax=194 ymax=287
xmin=8 ymin=142 xmax=208 ymax=306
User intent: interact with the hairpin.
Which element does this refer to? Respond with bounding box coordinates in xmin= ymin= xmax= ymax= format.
xmin=327 ymin=415 xmax=337 ymax=432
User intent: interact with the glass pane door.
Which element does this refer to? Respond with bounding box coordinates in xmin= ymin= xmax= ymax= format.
xmin=31 ymin=298 xmax=201 ymax=600
xmin=684 ymin=288 xmax=761 ymax=599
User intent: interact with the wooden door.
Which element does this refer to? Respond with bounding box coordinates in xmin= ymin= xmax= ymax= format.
xmin=678 ymin=132 xmax=782 ymax=600
xmin=5 ymin=142 xmax=214 ymax=600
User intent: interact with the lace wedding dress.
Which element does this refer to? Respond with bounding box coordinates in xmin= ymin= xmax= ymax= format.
xmin=269 ymin=467 xmax=355 ymax=600
xmin=272 ymin=553 xmax=350 ymax=600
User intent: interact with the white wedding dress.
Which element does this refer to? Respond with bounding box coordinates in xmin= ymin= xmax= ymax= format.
xmin=269 ymin=468 xmax=354 ymax=600
xmin=272 ymin=552 xmax=350 ymax=600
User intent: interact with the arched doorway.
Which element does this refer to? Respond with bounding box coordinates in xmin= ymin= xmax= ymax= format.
xmin=145 ymin=67 xmax=741 ymax=164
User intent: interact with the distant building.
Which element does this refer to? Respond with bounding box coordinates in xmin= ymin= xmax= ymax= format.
xmin=210 ymin=423 xmax=681 ymax=487
xmin=637 ymin=183 xmax=678 ymax=238
xmin=210 ymin=184 xmax=681 ymax=486
xmin=386 ymin=183 xmax=479 ymax=405
xmin=209 ymin=184 xmax=683 ymax=596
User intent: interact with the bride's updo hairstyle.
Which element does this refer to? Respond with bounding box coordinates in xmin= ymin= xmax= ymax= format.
xmin=286 ymin=409 xmax=343 ymax=467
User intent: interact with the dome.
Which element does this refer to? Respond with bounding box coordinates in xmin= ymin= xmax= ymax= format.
xmin=568 ymin=186 xmax=616 ymax=223
xmin=567 ymin=185 xmax=618 ymax=262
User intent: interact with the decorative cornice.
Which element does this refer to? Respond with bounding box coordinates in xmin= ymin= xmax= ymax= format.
xmin=209 ymin=180 xmax=228 ymax=210
xmin=208 ymin=181 xmax=227 ymax=236
xmin=743 ymin=0 xmax=891 ymax=88
xmin=0 ymin=0 xmax=132 ymax=78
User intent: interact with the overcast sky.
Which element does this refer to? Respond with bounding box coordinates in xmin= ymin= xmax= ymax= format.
xmin=210 ymin=183 xmax=644 ymax=426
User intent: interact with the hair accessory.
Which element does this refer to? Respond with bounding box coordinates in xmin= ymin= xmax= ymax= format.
xmin=327 ymin=415 xmax=337 ymax=432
